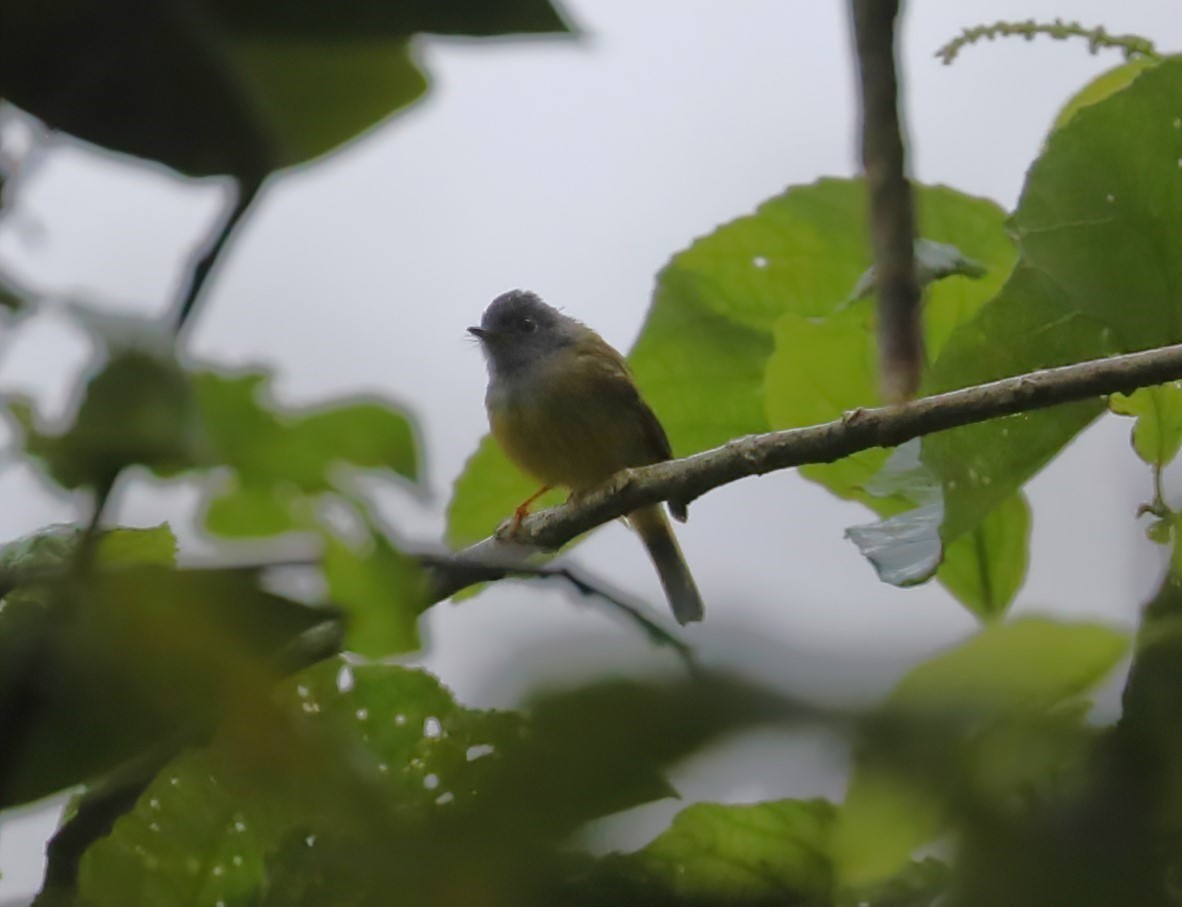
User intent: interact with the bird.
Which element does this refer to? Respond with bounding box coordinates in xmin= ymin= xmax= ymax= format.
xmin=469 ymin=289 xmax=704 ymax=625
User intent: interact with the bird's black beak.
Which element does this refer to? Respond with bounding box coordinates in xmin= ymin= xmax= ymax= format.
xmin=468 ymin=326 xmax=491 ymax=339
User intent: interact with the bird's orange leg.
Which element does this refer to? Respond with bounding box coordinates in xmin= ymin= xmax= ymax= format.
xmin=496 ymin=485 xmax=552 ymax=540
xmin=512 ymin=485 xmax=552 ymax=525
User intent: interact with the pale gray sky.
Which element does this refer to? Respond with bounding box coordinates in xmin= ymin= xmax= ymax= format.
xmin=1 ymin=0 xmax=1179 ymax=897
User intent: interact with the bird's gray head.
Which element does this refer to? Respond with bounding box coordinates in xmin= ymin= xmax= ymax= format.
xmin=468 ymin=290 xmax=580 ymax=378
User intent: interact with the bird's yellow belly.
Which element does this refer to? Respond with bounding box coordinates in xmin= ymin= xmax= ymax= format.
xmin=487 ymin=371 xmax=651 ymax=491
xmin=489 ymin=398 xmax=616 ymax=490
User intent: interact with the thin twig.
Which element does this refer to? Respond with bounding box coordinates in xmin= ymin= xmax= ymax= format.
xmin=543 ymin=565 xmax=693 ymax=664
xmin=165 ymin=0 xmax=274 ymax=332
xmin=417 ymin=553 xmax=694 ymax=666
xmin=172 ymin=176 xmax=263 ymax=335
xmin=427 ymin=343 xmax=1182 ymax=602
xmin=850 ymin=0 xmax=922 ymax=403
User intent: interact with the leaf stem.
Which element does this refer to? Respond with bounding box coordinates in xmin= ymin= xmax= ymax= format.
xmin=172 ymin=175 xmax=263 ymax=335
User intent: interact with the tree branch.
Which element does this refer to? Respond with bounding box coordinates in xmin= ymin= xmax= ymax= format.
xmin=426 ymin=343 xmax=1182 ymax=602
xmin=850 ymin=0 xmax=922 ymax=403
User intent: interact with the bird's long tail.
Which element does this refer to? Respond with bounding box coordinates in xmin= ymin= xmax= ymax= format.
xmin=630 ymin=505 xmax=705 ymax=625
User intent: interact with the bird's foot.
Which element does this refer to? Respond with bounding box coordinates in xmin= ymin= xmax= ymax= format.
xmin=494 ymin=505 xmax=531 ymax=541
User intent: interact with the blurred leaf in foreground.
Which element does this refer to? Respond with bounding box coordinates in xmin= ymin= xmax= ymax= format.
xmin=75 ymin=668 xmax=819 ymax=906
xmin=0 ymin=523 xmax=176 ymax=583
xmin=0 ymin=0 xmax=571 ymax=177
xmin=0 ymin=563 xmax=335 ymax=809
xmin=834 ymin=618 xmax=1128 ymax=887
xmin=10 ymin=350 xmax=201 ymax=490
xmin=621 ymin=799 xmax=835 ymax=901
xmin=322 ymin=530 xmax=427 ymax=658
xmin=194 ymin=369 xmax=420 ymax=539
xmin=78 ymin=660 xmax=522 ymax=907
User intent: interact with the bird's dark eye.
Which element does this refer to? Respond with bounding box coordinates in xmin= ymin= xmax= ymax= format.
xmin=520 ymin=317 xmax=537 ymax=333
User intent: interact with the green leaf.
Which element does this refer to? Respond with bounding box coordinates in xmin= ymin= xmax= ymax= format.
xmin=224 ymin=37 xmax=427 ymax=171
xmin=0 ymin=0 xmax=570 ymax=177
xmin=1110 ymin=383 xmax=1182 ymax=467
xmin=843 ymin=857 xmax=950 ymax=907
xmin=834 ymin=769 xmax=943 ymax=889
xmin=192 ymin=370 xmax=427 ymax=653
xmin=1148 ymin=517 xmax=1174 ymax=545
xmin=11 ymin=350 xmax=201 ymax=489
xmin=767 ymin=306 xmax=890 ymax=508
xmin=0 ymin=525 xmax=177 ymax=597
xmin=285 ymin=401 xmax=419 ymax=482
xmin=1010 ymin=58 xmax=1182 ymax=352
xmin=762 ymin=182 xmax=1015 ymax=507
xmin=650 ymin=177 xmax=869 ymax=332
xmin=203 ymin=480 xmax=306 ymax=538
xmin=625 ymin=799 xmax=836 ymax=900
xmin=194 ymin=370 xmax=420 ymax=539
xmin=194 ymin=372 xmax=418 ymax=487
xmin=322 ymin=532 xmax=427 ymax=658
xmin=249 ymin=674 xmax=801 ymax=906
xmin=0 ymin=525 xmax=85 ymax=578
xmin=844 ymin=443 xmax=1029 ymax=621
xmin=1052 ymin=58 xmax=1159 ymax=130
xmin=628 ymin=273 xmax=774 ymax=456
xmin=498 ymin=674 xmax=817 ymax=841
xmin=210 ymin=0 xmax=572 ymax=39
xmin=935 ymin=492 xmax=1031 ymax=622
xmin=921 ymin=268 xmax=1112 ymax=542
xmin=72 ymin=668 xmax=817 ymax=905
xmin=96 ymin=525 xmax=179 ymax=568
xmin=924 ymin=60 xmax=1182 ymax=544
